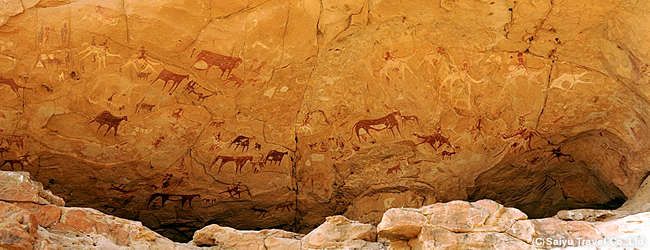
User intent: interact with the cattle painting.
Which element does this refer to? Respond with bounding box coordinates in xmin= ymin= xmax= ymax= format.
xmin=150 ymin=69 xmax=190 ymax=94
xmin=264 ymin=150 xmax=288 ymax=165
xmin=194 ymin=50 xmax=242 ymax=78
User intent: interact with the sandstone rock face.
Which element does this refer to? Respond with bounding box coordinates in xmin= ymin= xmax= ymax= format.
xmin=1 ymin=170 xmax=650 ymax=249
xmin=0 ymin=171 xmax=197 ymax=249
xmin=0 ymin=202 xmax=37 ymax=250
xmin=0 ymin=0 xmax=649 ymax=241
xmin=193 ymin=225 xmax=303 ymax=250
xmin=377 ymin=199 xmax=650 ymax=250
xmin=0 ymin=171 xmax=64 ymax=206
xmin=301 ymin=215 xmax=378 ymax=249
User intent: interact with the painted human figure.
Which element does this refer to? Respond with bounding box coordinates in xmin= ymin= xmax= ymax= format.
xmin=138 ymin=46 xmax=147 ymax=59
xmin=120 ymin=45 xmax=162 ymax=75
xmin=516 ymin=52 xmax=527 ymax=69
xmin=42 ymin=27 xmax=55 ymax=47
xmin=98 ymin=39 xmax=110 ymax=68
xmin=61 ymin=23 xmax=68 ymax=45
xmin=137 ymin=46 xmax=149 ymax=70
xmin=384 ymin=51 xmax=394 ymax=61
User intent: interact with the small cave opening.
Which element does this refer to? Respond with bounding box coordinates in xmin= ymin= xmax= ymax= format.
xmin=467 ymin=132 xmax=632 ymax=218
xmin=467 ymin=164 xmax=628 ymax=219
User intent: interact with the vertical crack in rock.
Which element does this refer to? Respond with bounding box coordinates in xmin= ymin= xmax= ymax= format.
xmin=503 ymin=1 xmax=516 ymax=39
xmin=279 ymin=0 xmax=291 ymax=64
xmin=524 ymin=0 xmax=554 ymax=51
xmin=535 ymin=61 xmax=554 ymax=132
xmin=121 ymin=0 xmax=130 ymax=44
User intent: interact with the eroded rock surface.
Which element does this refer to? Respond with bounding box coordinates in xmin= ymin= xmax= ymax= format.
xmin=0 ymin=171 xmax=196 ymax=249
xmin=378 ymin=199 xmax=650 ymax=250
xmin=1 ymin=170 xmax=649 ymax=249
xmin=0 ymin=0 xmax=649 ymax=241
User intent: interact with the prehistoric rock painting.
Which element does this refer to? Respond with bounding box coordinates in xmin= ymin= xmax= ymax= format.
xmin=440 ymin=60 xmax=483 ymax=109
xmin=0 ymin=77 xmax=31 ymax=97
xmin=0 ymin=147 xmax=9 ymax=157
xmin=37 ymin=25 xmax=56 ymax=47
xmin=77 ymin=39 xmax=121 ymax=69
xmin=193 ymin=50 xmax=242 ymax=78
xmin=152 ymin=135 xmax=165 ymax=148
xmin=535 ymin=175 xmax=557 ymax=193
xmin=3 ymin=135 xmax=25 ymax=150
xmin=374 ymin=52 xmax=415 ymax=82
xmin=146 ymin=193 xmax=201 ymax=209
xmin=109 ymin=184 xmax=138 ymax=193
xmin=169 ymin=108 xmax=184 ymax=122
xmin=229 ymin=135 xmax=255 ymax=151
xmin=223 ymin=74 xmax=244 ymax=88
xmin=0 ymin=153 xmax=31 ymax=170
xmin=353 ymin=111 xmax=401 ymax=141
xmin=184 ymin=80 xmax=216 ymax=101
xmin=151 ymin=69 xmax=190 ymax=94
xmin=412 ymin=128 xmax=454 ymax=151
xmin=135 ymin=98 xmax=155 ymax=113
xmin=34 ymin=52 xmax=64 ymax=70
xmin=547 ymin=146 xmax=573 ymax=162
xmin=419 ymin=47 xmax=453 ymax=74
xmin=503 ymin=53 xmax=544 ymax=92
xmin=308 ymin=137 xmax=343 ymax=153
xmin=301 ymin=173 xmax=326 ymax=191
xmin=220 ymin=182 xmax=249 ymax=199
xmin=498 ymin=127 xmax=539 ymax=154
xmin=209 ymin=120 xmax=225 ymax=128
xmin=77 ymin=6 xmax=120 ymax=28
xmin=60 ymin=23 xmax=69 ymax=45
xmin=0 ymin=0 xmax=647 ymax=242
xmin=275 ymin=201 xmax=294 ymax=212
xmin=440 ymin=150 xmax=456 ymax=160
xmin=296 ymin=113 xmax=314 ymax=135
xmin=263 ymin=150 xmax=288 ymax=165
xmin=89 ymin=110 xmax=128 ymax=136
xmin=137 ymin=71 xmax=151 ymax=81
xmin=210 ymin=155 xmax=253 ymax=173
xmin=203 ymin=198 xmax=218 ymax=204
xmin=208 ymin=132 xmax=225 ymax=152
xmin=400 ymin=114 xmax=419 ymax=125
xmin=251 ymin=206 xmax=269 ymax=217
xmin=386 ymin=163 xmax=402 ymax=174
xmin=250 ymin=161 xmax=264 ymax=173
xmin=120 ymin=46 xmax=162 ymax=77
xmin=469 ymin=117 xmax=485 ymax=140
xmin=549 ymin=71 xmax=590 ymax=95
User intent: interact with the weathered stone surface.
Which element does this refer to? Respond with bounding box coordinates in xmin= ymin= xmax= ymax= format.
xmin=0 ymin=171 xmax=64 ymax=206
xmin=0 ymin=0 xmax=23 ymax=26
xmin=301 ymin=215 xmax=377 ymax=249
xmin=1 ymin=170 xmax=650 ymax=249
xmin=375 ymin=197 xmax=650 ymax=249
xmin=616 ymin=172 xmax=650 ymax=216
xmin=411 ymin=228 xmax=532 ymax=250
xmin=0 ymin=201 xmax=37 ymax=250
xmin=14 ymin=203 xmax=62 ymax=228
xmin=555 ymin=209 xmax=616 ymax=222
xmin=193 ymin=224 xmax=268 ymax=249
xmin=377 ymin=208 xmax=427 ymax=240
xmin=0 ymin=0 xmax=649 ymax=242
xmin=421 ymin=199 xmax=527 ymax=232
xmin=0 ymin=171 xmax=198 ymax=249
